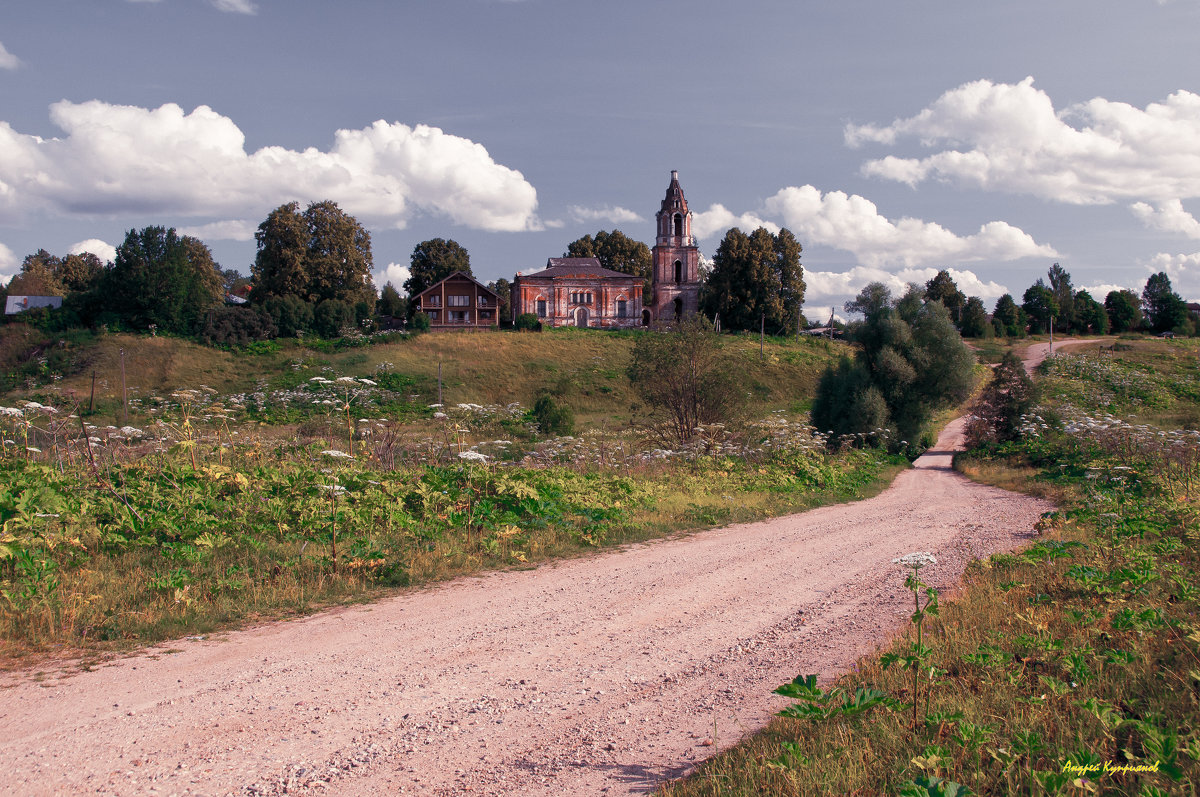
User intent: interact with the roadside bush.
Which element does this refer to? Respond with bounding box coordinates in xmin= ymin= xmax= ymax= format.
xmin=263 ymin=295 xmax=314 ymax=337
xmin=964 ymin=350 xmax=1038 ymax=447
xmin=313 ymin=299 xmax=356 ymax=338
xmin=532 ymin=394 xmax=574 ymax=436
xmin=201 ymin=306 xmax=278 ymax=346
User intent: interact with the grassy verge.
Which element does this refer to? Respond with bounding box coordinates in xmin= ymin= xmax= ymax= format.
xmin=655 ymin=339 xmax=1200 ymax=796
xmin=0 ymin=398 xmax=904 ymax=668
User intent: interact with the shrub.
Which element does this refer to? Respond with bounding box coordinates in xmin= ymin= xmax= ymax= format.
xmin=514 ymin=313 xmax=541 ymax=331
xmin=964 ymin=351 xmax=1038 ymax=447
xmin=263 ymin=295 xmax=314 ymax=337
xmin=411 ymin=312 xmax=431 ymax=333
xmin=313 ymin=299 xmax=356 ymax=339
xmin=532 ymin=394 xmax=575 ymax=436
xmin=201 ymin=306 xmax=279 ymax=346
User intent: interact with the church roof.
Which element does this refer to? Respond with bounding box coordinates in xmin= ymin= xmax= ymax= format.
xmin=521 ymin=258 xmax=637 ymax=280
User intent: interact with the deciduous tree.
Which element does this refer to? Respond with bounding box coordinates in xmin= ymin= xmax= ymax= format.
xmin=1022 ymin=280 xmax=1058 ymax=335
xmin=700 ymin=227 xmax=805 ymax=333
xmin=924 ymin=270 xmax=965 ymax=324
xmin=251 ymin=200 xmax=374 ymax=307
xmin=1142 ymin=271 xmax=1188 ymax=333
xmin=566 ymin=229 xmax=652 ymax=295
xmin=103 ymin=227 xmax=223 ymax=334
xmin=992 ymin=293 xmax=1026 ymax=337
xmin=1104 ymin=289 xmax=1142 ymax=332
xmin=403 ymin=238 xmax=471 ymax=300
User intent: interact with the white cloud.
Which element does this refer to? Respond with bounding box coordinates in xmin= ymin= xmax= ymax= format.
xmin=211 ymin=0 xmax=257 ymax=13
xmin=0 ymin=241 xmax=16 ymax=285
xmin=1081 ymin=283 xmax=1133 ymax=299
xmin=373 ymin=262 xmax=412 ymax=293
xmin=691 ymin=204 xmax=779 ymax=239
xmin=761 ymin=185 xmax=1055 ymax=267
xmin=178 ymin=219 xmax=256 ymax=241
xmin=1130 ymin=199 xmax=1200 ymax=238
xmin=0 ymin=42 xmax=19 ymax=70
xmin=567 ymin=204 xmax=643 ymax=226
xmin=0 ymin=100 xmax=541 ymax=233
xmin=847 ymin=77 xmax=1200 ymax=207
xmin=1145 ymin=252 xmax=1200 ymax=300
xmin=68 ymin=238 xmax=117 ymax=263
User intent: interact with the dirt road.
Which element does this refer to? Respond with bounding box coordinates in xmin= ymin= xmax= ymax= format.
xmin=0 ymin=344 xmax=1087 ymax=797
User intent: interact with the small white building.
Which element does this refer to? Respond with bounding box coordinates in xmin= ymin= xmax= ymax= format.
xmin=5 ymin=295 xmax=64 ymax=315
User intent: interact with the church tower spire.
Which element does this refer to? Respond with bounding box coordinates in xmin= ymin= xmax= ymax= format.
xmin=650 ymin=170 xmax=700 ymax=322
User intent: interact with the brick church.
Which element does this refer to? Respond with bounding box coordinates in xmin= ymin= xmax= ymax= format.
xmin=512 ymin=171 xmax=701 ymax=328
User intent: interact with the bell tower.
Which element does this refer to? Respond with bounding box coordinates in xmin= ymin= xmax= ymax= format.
xmin=650 ymin=170 xmax=700 ymax=323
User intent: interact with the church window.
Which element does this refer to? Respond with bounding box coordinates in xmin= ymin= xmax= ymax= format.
xmin=674 ymin=260 xmax=682 ymax=284
xmin=536 ymin=299 xmax=547 ymax=318
xmin=616 ymin=299 xmax=627 ymax=318
xmin=673 ymin=213 xmax=683 ymax=237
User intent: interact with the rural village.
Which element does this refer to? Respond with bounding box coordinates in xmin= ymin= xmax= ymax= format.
xmin=2 ymin=2 xmax=1200 ymax=796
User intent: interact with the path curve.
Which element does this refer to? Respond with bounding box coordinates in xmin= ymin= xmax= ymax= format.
xmin=0 ymin=344 xmax=1092 ymax=796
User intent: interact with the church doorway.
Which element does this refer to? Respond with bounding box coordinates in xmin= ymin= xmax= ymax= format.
xmin=641 ymin=309 xmax=651 ymax=326
xmin=673 ymin=297 xmax=683 ymax=319
xmin=575 ymin=307 xmax=589 ymax=328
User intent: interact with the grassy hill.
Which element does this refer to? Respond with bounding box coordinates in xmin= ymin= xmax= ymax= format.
xmin=0 ymin=323 xmax=847 ymax=427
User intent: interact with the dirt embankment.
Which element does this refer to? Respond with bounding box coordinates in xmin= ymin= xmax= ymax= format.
xmin=0 ymin=346 xmax=1088 ymax=797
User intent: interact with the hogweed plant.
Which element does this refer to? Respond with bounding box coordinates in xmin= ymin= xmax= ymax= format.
xmin=882 ymin=552 xmax=940 ymax=729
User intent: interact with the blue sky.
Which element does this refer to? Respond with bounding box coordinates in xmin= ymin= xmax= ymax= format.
xmin=3 ymin=0 xmax=1200 ymax=314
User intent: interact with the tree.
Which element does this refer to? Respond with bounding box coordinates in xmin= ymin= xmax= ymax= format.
xmin=566 ymin=229 xmax=653 ymax=295
xmin=1022 ymin=280 xmax=1058 ymax=335
xmin=1104 ymin=289 xmax=1142 ymax=332
xmin=488 ymin=277 xmax=511 ymax=325
xmin=1071 ymin=290 xmax=1109 ymax=334
xmin=8 ymin=250 xmax=65 ymax=296
xmin=924 ymin=270 xmax=965 ymax=324
xmin=1047 ymin=262 xmax=1075 ymax=330
xmin=627 ymin=315 xmax=744 ymax=445
xmin=403 ymin=238 xmax=471 ymax=300
xmin=811 ymin=283 xmax=975 ymax=451
xmin=103 ymin=227 xmax=223 ymax=334
xmin=992 ymin=294 xmax=1026 ymax=337
xmin=57 ymin=253 xmax=104 ymax=293
xmin=251 ymin=200 xmax=374 ymax=307
xmin=701 ymin=227 xmax=805 ymax=333
xmin=377 ymin=283 xmax=407 ymax=318
xmin=964 ymin=351 xmax=1038 ymax=447
xmin=958 ymin=296 xmax=990 ymax=338
xmin=1142 ymin=271 xmax=1188 ymax=333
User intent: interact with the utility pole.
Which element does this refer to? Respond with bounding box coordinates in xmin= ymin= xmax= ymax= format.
xmin=760 ymin=312 xmax=765 ymax=361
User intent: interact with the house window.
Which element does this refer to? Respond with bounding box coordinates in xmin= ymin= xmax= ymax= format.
xmin=477 ymin=295 xmax=490 ymax=307
xmin=428 ymin=310 xmax=440 ymax=321
xmin=448 ymin=295 xmax=469 ymax=307
xmin=425 ymin=296 xmax=441 ymax=307
xmin=449 ymin=310 xmax=469 ymax=322
xmin=536 ymin=299 xmax=547 ymax=318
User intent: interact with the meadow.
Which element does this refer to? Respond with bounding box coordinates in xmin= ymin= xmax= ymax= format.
xmin=657 ymin=338 xmax=1200 ymax=796
xmin=0 ymin=325 xmax=907 ymax=662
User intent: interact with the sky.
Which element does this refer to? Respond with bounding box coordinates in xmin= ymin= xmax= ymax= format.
xmin=3 ymin=0 xmax=1200 ymax=317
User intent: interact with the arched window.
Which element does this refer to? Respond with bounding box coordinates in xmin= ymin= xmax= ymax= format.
xmin=673 ymin=213 xmax=683 ymax=237
xmin=674 ymin=260 xmax=682 ymax=284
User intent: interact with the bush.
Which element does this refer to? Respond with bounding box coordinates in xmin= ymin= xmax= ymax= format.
xmin=201 ymin=306 xmax=278 ymax=346
xmin=313 ymin=299 xmax=356 ymax=338
xmin=411 ymin=312 xmax=431 ymax=333
xmin=263 ymin=295 xmax=314 ymax=337
xmin=627 ymin=315 xmax=744 ymax=445
xmin=532 ymin=395 xmax=574 ymax=436
xmin=964 ymin=350 xmax=1038 ymax=447
xmin=514 ymin=313 xmax=541 ymax=331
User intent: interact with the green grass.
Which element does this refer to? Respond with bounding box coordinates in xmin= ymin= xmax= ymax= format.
xmin=655 ymin=338 xmax=1200 ymax=796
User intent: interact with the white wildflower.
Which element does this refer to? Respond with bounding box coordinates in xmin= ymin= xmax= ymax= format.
xmin=893 ymin=552 xmax=937 ymax=569
xmin=321 ymin=450 xmax=354 ymax=460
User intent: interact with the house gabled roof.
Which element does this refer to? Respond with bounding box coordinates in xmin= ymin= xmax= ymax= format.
xmin=520 ymin=258 xmax=638 ymax=280
xmin=411 ymin=270 xmax=499 ymax=299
